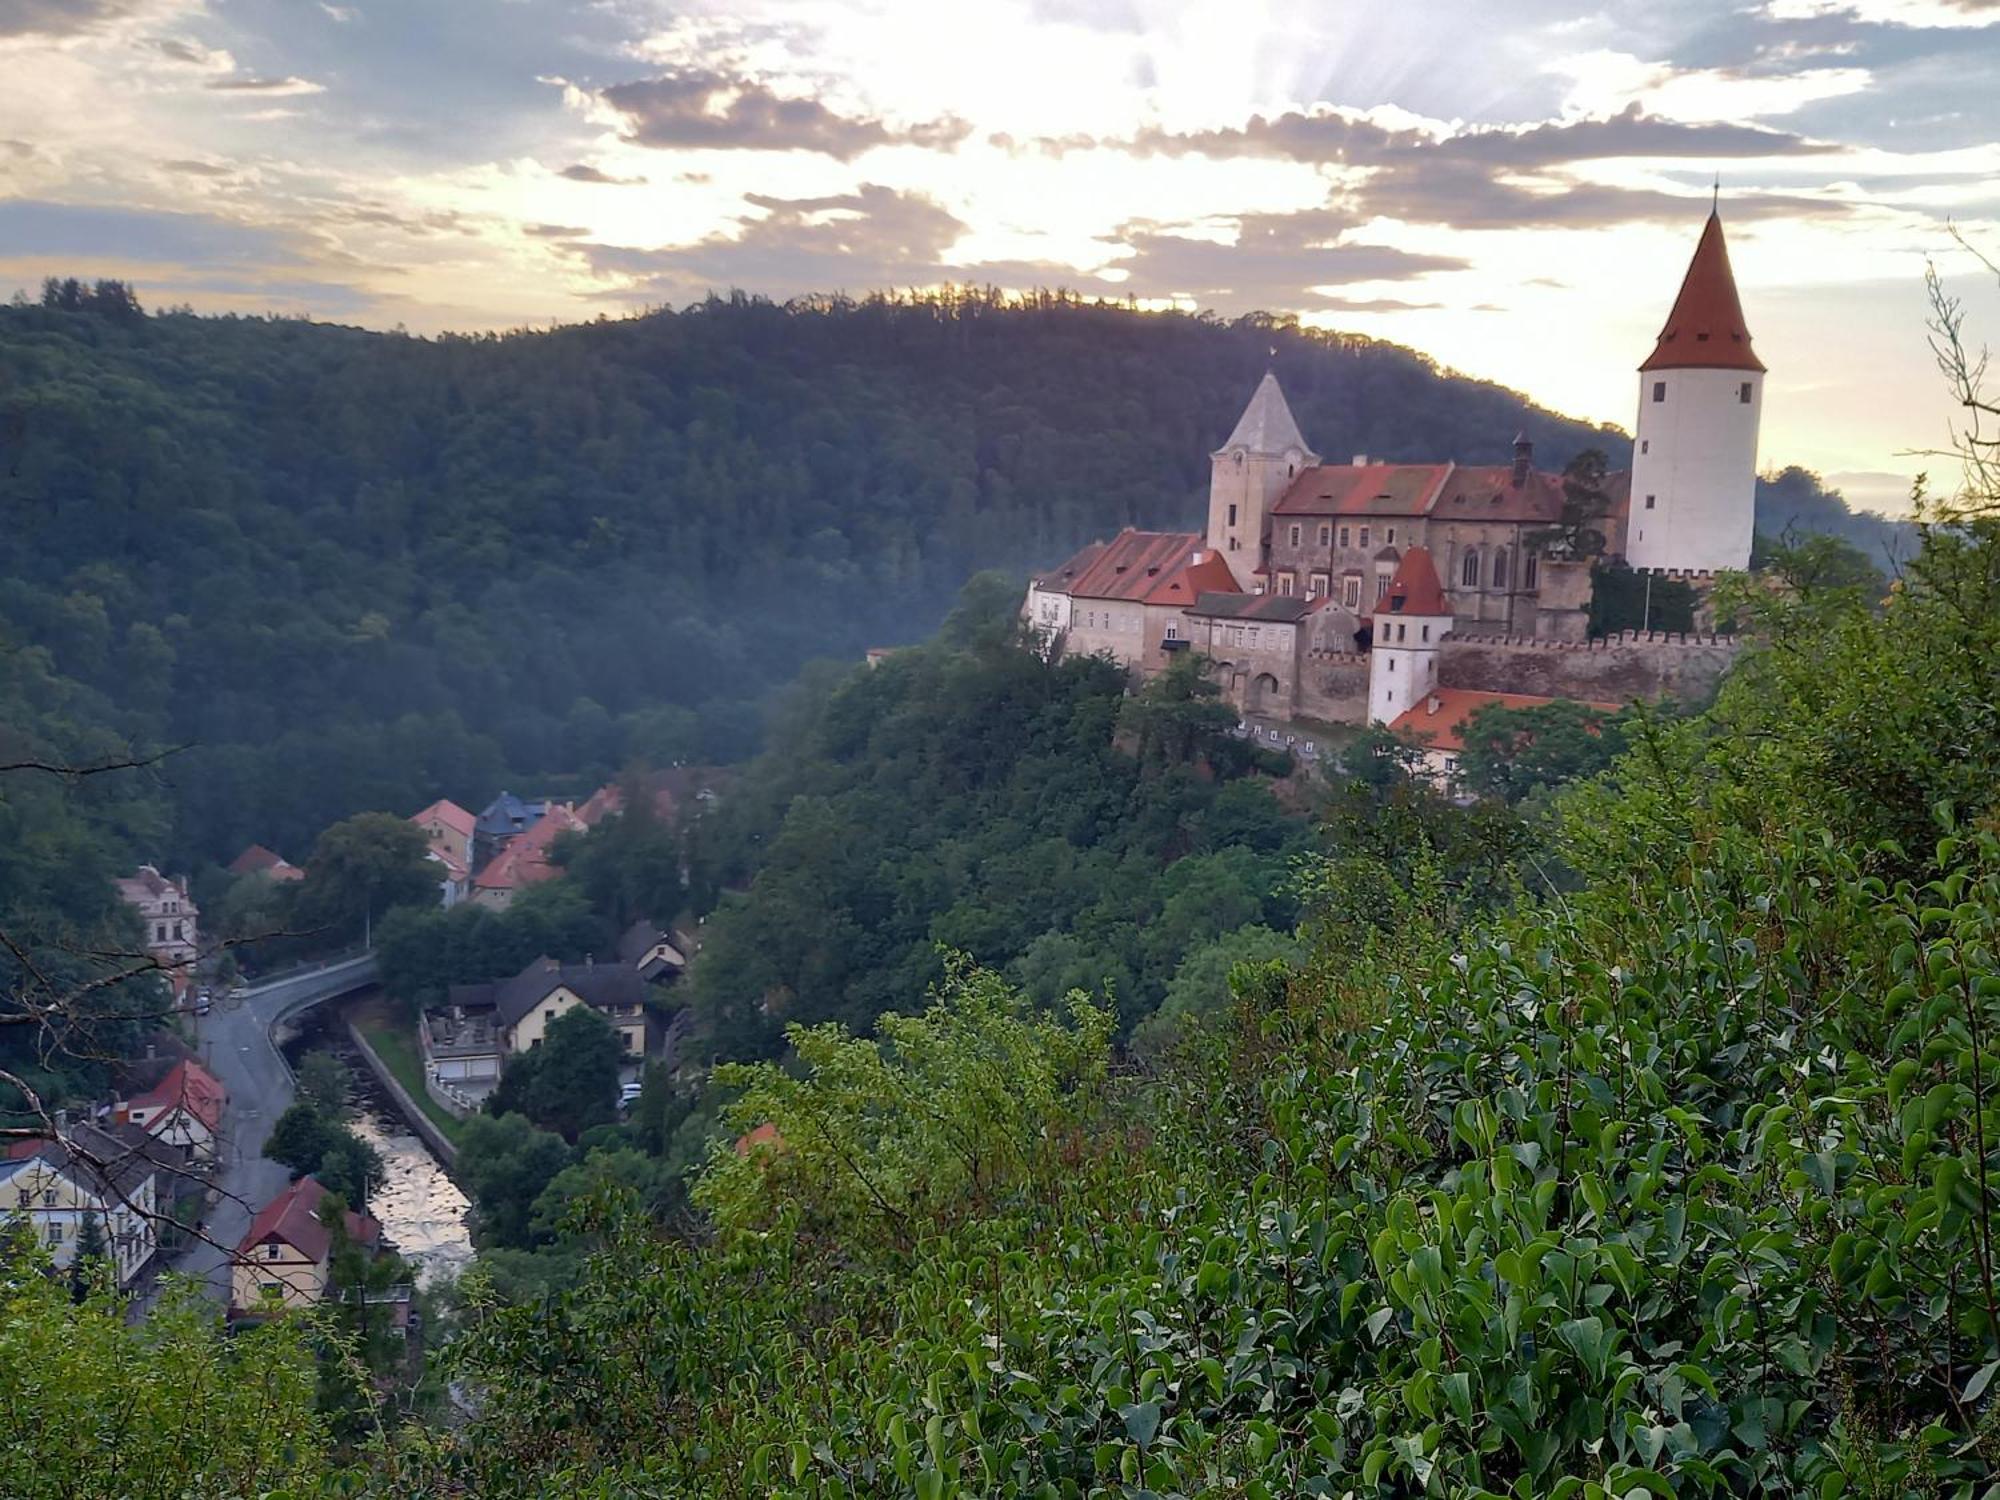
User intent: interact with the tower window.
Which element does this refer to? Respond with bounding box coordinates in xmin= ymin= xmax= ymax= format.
xmin=1645 ymin=495 xmax=1656 ymax=510
xmin=1387 ymin=526 xmax=1397 ymax=544
xmin=1640 ymin=440 xmax=1648 ymax=454
xmin=1739 ymin=382 xmax=1753 ymax=404
xmin=1652 ymin=382 xmax=1666 ymax=403
xmin=1421 ymin=624 xmax=1431 ymax=642
xmin=1227 ymin=504 xmax=1237 ymax=525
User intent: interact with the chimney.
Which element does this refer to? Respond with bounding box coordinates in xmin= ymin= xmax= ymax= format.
xmin=1351 ymin=453 xmax=1369 ymax=466
xmin=1512 ymin=434 xmax=1532 ymax=488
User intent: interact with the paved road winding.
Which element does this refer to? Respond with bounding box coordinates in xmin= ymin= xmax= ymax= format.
xmin=165 ymin=954 xmax=379 ymax=1306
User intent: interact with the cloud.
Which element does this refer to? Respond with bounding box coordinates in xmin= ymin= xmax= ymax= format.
xmin=558 ymin=163 xmax=646 ymax=185
xmin=1093 ymin=103 xmax=1832 ymax=170
xmin=1346 ymin=159 xmax=1846 ymax=230
xmin=597 ymin=70 xmax=970 ymax=161
xmin=160 ymin=157 xmax=233 ymax=176
xmin=524 ymin=223 xmax=587 ymax=239
xmin=578 ymin=183 xmax=1007 ymax=300
xmin=205 ymin=75 xmax=326 ymax=96
xmin=146 ymin=36 xmax=233 ymax=69
xmin=1764 ymin=0 xmax=2000 ymax=25
xmin=0 ymin=0 xmax=149 ymax=38
xmin=0 ymin=200 xmax=308 ymax=266
xmin=319 ymin=2 xmax=358 ymax=20
xmin=1106 ymin=207 xmax=1466 ymax=310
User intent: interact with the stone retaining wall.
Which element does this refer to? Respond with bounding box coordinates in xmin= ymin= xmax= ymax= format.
xmin=346 ymin=1022 xmax=458 ymax=1171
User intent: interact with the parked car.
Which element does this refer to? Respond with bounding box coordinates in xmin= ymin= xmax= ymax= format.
xmin=618 ymin=1080 xmax=645 ymax=1109
xmin=194 ymin=988 xmax=213 ymax=1016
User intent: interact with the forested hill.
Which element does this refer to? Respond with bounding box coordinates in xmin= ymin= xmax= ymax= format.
xmin=0 ymin=288 xmax=1885 ymax=863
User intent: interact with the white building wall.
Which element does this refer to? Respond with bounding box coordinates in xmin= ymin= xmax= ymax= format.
xmin=1626 ymin=366 xmax=1762 ymax=575
xmin=1368 ymin=614 xmax=1451 ymax=725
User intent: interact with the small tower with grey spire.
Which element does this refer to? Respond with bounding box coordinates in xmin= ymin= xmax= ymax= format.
xmin=1207 ymin=371 xmax=1316 ymax=567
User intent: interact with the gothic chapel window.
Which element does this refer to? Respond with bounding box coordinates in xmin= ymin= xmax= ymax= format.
xmin=1462 ymin=550 xmax=1481 ymax=588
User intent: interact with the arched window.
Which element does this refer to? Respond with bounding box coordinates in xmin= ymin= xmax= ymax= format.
xmin=1461 ymin=549 xmax=1480 ymax=588
xmin=1491 ymin=547 xmax=1509 ymax=588
xmin=1524 ymin=553 xmax=1540 ymax=591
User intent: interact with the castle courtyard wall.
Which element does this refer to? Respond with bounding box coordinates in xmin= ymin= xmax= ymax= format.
xmin=1439 ymin=631 xmax=1741 ymax=707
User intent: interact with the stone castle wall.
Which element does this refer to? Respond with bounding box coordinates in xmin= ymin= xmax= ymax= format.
xmin=1296 ymin=652 xmax=1371 ymax=723
xmin=1439 ymin=630 xmax=1741 ymax=706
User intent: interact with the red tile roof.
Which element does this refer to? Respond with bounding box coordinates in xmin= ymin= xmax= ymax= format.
xmin=239 ymin=1174 xmax=381 ymax=1265
xmin=132 ymin=1058 xmax=226 ymax=1134
xmin=1032 ymin=540 xmax=1110 ymax=592
xmin=1390 ymin=688 xmax=1621 ymax=754
xmin=1066 ymin=530 xmax=1243 ymax=606
xmin=1640 ymin=211 xmax=1764 ymax=373
xmin=228 ymin=844 xmax=304 ymax=881
xmin=1274 ymin=462 xmax=1453 ymax=517
xmin=1431 ymin=466 xmax=1569 ymax=523
xmin=734 ymin=1122 xmax=786 ymax=1157
xmin=411 ymin=799 xmax=476 ymax=840
xmin=474 ymin=804 xmax=584 ymax=893
xmin=1372 ymin=546 xmax=1450 ymax=618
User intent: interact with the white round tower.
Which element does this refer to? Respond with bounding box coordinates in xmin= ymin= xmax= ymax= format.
xmin=1367 ymin=547 xmax=1454 ymax=726
xmin=1625 ymin=210 xmax=1764 ymax=576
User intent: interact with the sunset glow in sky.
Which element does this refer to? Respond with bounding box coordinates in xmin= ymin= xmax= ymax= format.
xmin=5 ymin=0 xmax=1999 ymax=511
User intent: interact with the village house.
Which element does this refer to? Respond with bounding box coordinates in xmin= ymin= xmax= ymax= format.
xmin=471 ymin=801 xmax=585 ymax=909
xmin=472 ymin=791 xmax=556 ymax=871
xmin=422 ymin=950 xmax=677 ymax=1108
xmin=617 ymin=919 xmax=688 ymax=984
xmin=113 ymin=865 xmax=200 ymax=989
xmin=115 ymin=1056 xmax=226 ymax=1165
xmin=2 ymin=1121 xmax=164 ymax=1289
xmin=410 ymin=798 xmax=475 ymax=907
xmin=232 ymin=1174 xmax=381 ymax=1315
xmin=227 ymin=844 xmax=305 ymax=883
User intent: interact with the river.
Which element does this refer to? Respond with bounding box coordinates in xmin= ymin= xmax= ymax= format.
xmin=279 ymin=1000 xmax=474 ymax=1288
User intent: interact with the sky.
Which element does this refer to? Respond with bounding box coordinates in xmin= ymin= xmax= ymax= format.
xmin=3 ymin=1 xmax=1999 ymax=513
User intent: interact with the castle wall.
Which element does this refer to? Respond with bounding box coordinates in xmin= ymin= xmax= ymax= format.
xmin=1439 ymin=631 xmax=1741 ymax=706
xmin=1296 ymin=653 xmax=1370 ymax=723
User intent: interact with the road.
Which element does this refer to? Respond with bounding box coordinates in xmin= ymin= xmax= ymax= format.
xmin=161 ymin=954 xmax=379 ymax=1307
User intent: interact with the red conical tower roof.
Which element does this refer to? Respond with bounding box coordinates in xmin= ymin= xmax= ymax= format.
xmin=1372 ymin=545 xmax=1449 ymax=618
xmin=1640 ymin=210 xmax=1764 ymax=373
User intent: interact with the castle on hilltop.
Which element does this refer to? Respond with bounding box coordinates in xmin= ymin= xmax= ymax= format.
xmin=1024 ymin=207 xmax=1759 ymax=775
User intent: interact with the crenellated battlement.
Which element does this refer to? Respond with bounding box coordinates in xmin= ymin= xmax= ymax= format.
xmin=1445 ymin=630 xmax=1737 ymax=652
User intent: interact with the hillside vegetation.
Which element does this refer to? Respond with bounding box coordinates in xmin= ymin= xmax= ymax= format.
xmin=0 ymin=288 xmax=1891 ymax=871
xmin=6 ymin=445 xmax=1995 ymax=1498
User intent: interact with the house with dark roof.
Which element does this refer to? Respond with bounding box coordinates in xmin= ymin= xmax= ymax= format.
xmin=470 ymin=803 xmax=584 ymax=910
xmin=424 ymin=955 xmax=669 ymax=1099
xmin=472 ymin=791 xmax=556 ymax=871
xmin=617 ymin=920 xmax=687 ymax=984
xmin=232 ymin=1174 xmax=382 ymax=1315
xmin=2 ymin=1121 xmax=167 ymax=1288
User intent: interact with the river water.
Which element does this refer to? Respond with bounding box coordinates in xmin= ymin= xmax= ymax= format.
xmin=280 ymin=1000 xmax=474 ymax=1289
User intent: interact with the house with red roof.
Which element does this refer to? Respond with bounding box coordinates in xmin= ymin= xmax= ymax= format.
xmin=1387 ymin=688 xmax=1622 ymax=788
xmin=232 ymin=1174 xmax=382 ymax=1315
xmin=118 ymin=1057 xmax=227 ymax=1163
xmin=410 ymin=798 xmax=476 ymax=907
xmin=470 ymin=802 xmax=585 ymax=910
xmin=228 ymin=844 xmax=305 ymax=883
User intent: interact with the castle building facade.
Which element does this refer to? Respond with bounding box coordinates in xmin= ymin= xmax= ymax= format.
xmin=1023 ymin=208 xmax=1759 ymax=748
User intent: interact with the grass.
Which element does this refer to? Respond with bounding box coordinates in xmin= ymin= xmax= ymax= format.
xmin=349 ymin=1004 xmax=468 ymax=1147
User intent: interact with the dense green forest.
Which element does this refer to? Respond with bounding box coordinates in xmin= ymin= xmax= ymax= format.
xmin=7 ymin=388 xmax=1996 ymax=1496
xmin=0 ymin=284 xmax=1895 ymax=874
